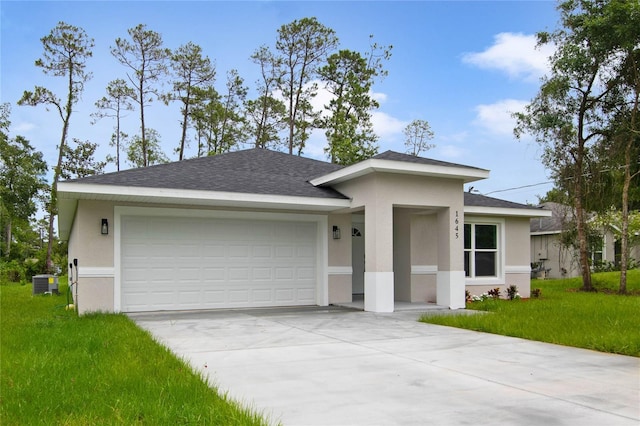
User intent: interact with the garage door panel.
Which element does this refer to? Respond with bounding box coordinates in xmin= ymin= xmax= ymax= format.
xmin=253 ymin=268 xmax=272 ymax=280
xmin=121 ymin=215 xmax=318 ymax=312
xmin=297 ymin=288 xmax=315 ymax=302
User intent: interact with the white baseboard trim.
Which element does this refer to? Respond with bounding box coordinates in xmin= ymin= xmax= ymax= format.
xmin=505 ymin=265 xmax=531 ymax=274
xmin=78 ymin=267 xmax=115 ymax=278
xmin=328 ymin=266 xmax=353 ymax=275
xmin=411 ymin=265 xmax=438 ymax=275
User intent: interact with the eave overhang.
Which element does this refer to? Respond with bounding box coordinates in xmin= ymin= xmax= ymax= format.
xmin=57 ymin=182 xmax=351 ymax=240
xmin=310 ymin=158 xmax=490 ymax=186
xmin=464 ymin=206 xmax=553 ymax=218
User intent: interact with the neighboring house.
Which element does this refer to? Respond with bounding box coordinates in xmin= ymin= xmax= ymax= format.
xmin=57 ymin=148 xmax=551 ymax=314
xmin=530 ymin=202 xmax=640 ymax=279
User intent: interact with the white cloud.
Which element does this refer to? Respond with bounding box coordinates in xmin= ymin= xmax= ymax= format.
xmin=462 ymin=32 xmax=554 ymax=82
xmin=11 ymin=121 xmax=36 ymax=134
xmin=473 ymin=99 xmax=528 ymax=136
xmin=277 ymin=79 xmax=406 ymax=151
xmin=371 ymin=111 xmax=407 ymax=141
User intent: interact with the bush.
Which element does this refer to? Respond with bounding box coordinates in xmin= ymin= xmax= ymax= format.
xmin=0 ymin=260 xmax=24 ymax=284
xmin=506 ymin=285 xmax=520 ymax=300
xmin=487 ymin=287 xmax=501 ymax=299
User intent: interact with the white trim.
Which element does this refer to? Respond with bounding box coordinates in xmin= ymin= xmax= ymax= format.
xmin=78 ymin=267 xmax=114 ymax=278
xmin=364 ymin=271 xmax=395 ymax=313
xmin=505 ymin=265 xmax=532 ymax=274
xmin=311 ymin=158 xmax=489 ymax=186
xmin=328 ymin=266 xmax=353 ymax=275
xmin=531 ymin=231 xmax=562 ymax=236
xmin=317 ymin=217 xmax=329 ymax=307
xmin=465 ymin=205 xmax=551 ymax=218
xmin=58 ymin=182 xmax=351 ymax=211
xmin=113 ymin=206 xmax=328 ymax=312
xmin=411 ymin=265 xmax=438 ymax=275
xmin=464 ymin=217 xmax=506 ymax=285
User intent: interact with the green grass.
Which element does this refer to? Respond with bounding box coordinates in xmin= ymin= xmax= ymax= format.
xmin=0 ymin=279 xmax=271 ymax=425
xmin=420 ymin=270 xmax=640 ymax=357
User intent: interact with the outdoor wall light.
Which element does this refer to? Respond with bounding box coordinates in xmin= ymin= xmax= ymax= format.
xmin=332 ymin=225 xmax=341 ymax=240
xmin=101 ymin=218 xmax=109 ymax=235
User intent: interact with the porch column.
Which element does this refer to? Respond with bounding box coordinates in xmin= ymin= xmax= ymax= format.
xmin=436 ymin=207 xmax=466 ymax=309
xmin=364 ymin=202 xmax=394 ymax=312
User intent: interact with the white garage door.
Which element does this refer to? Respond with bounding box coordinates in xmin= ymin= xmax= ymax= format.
xmin=120 ymin=215 xmax=317 ymax=312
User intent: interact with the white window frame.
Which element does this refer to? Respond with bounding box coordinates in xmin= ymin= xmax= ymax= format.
xmin=464 ymin=217 xmax=505 ymax=286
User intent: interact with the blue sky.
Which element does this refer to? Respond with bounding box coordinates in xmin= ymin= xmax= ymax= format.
xmin=1 ymin=1 xmax=560 ymax=204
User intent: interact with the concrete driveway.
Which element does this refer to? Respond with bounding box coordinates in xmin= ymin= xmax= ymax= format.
xmin=131 ymin=307 xmax=639 ymax=426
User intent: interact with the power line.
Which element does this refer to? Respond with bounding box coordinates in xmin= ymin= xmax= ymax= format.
xmin=484 ymin=181 xmax=553 ymax=195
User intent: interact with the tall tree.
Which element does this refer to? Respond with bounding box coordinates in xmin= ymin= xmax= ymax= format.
xmin=126 ymin=128 xmax=169 ymax=168
xmin=91 ymin=79 xmax=135 ymax=171
xmin=0 ymin=104 xmax=48 ymax=259
xmin=515 ymin=0 xmax=640 ymax=292
xmin=514 ymin=0 xmax=626 ymax=291
xmin=590 ymin=0 xmax=640 ymax=293
xmin=404 ymin=119 xmax=435 ymax=156
xmin=190 ymin=71 xmax=247 ymax=155
xmin=275 ymin=17 xmax=338 ymax=155
xmin=319 ymin=39 xmax=391 ymax=165
xmin=247 ymin=45 xmax=287 ymax=149
xmin=111 ymin=24 xmax=170 ymax=167
xmin=168 ymin=42 xmax=216 ymax=160
xmin=18 ymin=21 xmax=93 ymax=273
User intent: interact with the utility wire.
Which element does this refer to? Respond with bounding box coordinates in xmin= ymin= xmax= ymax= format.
xmin=484 ymin=181 xmax=553 ymax=195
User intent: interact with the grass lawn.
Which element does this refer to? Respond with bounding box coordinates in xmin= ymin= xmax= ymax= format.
xmin=420 ymin=270 xmax=640 ymax=357
xmin=0 ymin=279 xmax=271 ymax=425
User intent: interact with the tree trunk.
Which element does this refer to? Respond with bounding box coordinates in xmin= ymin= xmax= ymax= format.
xmin=139 ymin=74 xmax=147 ymax=167
xmin=619 ymin=163 xmax=629 ymax=294
xmin=4 ymin=220 xmax=11 ymax=258
xmin=46 ymin=61 xmax=74 ymax=274
xmin=574 ymin=126 xmax=592 ymax=291
xmin=179 ymin=82 xmax=192 ymax=161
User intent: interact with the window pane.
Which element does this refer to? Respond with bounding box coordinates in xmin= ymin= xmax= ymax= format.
xmin=464 ymin=224 xmax=471 ymax=249
xmin=475 ymin=252 xmax=496 ymax=276
xmin=464 ymin=251 xmax=470 ymax=277
xmin=475 ymin=225 xmax=496 ymax=249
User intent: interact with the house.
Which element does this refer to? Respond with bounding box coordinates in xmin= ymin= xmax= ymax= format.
xmin=57 ymin=148 xmax=551 ymax=314
xmin=530 ymin=202 xmax=640 ymax=279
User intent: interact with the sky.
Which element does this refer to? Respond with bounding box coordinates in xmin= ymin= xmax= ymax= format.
xmin=1 ymin=0 xmax=561 ymax=204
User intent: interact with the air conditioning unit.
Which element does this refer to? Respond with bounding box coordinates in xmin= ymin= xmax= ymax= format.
xmin=32 ymin=275 xmax=59 ymax=295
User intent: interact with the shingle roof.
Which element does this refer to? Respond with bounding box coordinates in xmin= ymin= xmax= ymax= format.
xmin=65 ymin=148 xmax=536 ymax=212
xmin=530 ymin=202 xmax=573 ymax=233
xmin=64 ymin=148 xmax=348 ymax=199
xmin=373 ymin=150 xmax=488 ymax=171
xmin=464 ymin=192 xmax=541 ymax=210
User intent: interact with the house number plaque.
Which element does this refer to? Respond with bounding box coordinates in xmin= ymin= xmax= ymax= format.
xmin=455 ymin=210 xmax=459 ymax=239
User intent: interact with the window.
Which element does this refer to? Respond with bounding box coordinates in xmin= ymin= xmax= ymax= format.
xmin=464 ymin=222 xmax=499 ymax=278
xmin=589 ymin=236 xmax=604 ymax=265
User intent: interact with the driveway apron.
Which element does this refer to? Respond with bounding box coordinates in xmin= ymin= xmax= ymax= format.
xmin=131 ymin=307 xmax=640 ymax=426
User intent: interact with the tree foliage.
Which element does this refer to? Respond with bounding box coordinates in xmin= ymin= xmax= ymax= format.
xmin=318 ymin=38 xmax=391 ymax=165
xmin=0 ymin=104 xmax=48 ymax=259
xmin=404 ymin=119 xmax=435 ymax=156
xmin=168 ymin=42 xmax=216 ymax=160
xmin=60 ymin=138 xmax=106 ymax=180
xmin=515 ymin=1 xmax=630 ymax=291
xmin=275 ymin=17 xmax=339 ymax=155
xmin=190 ymin=70 xmax=247 ymax=156
xmin=111 ymin=24 xmax=170 ymax=167
xmin=126 ymin=128 xmax=169 ymax=168
xmin=92 ymin=79 xmax=135 ymax=171
xmin=247 ymin=46 xmax=287 ymax=149
xmin=17 ymin=21 xmax=93 ymax=273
